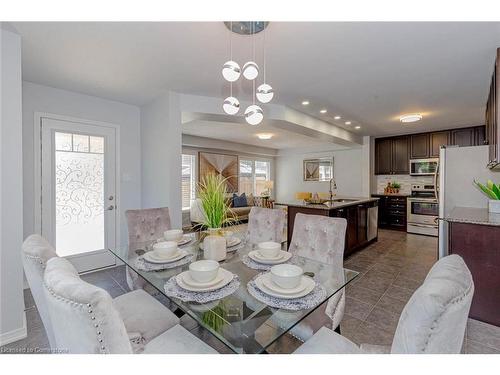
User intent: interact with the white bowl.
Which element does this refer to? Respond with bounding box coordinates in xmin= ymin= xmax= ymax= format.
xmin=189 ymin=260 xmax=220 ymax=283
xmin=258 ymin=241 xmax=281 ymax=258
xmin=164 ymin=229 xmax=183 ymax=242
xmin=152 ymin=241 xmax=178 ymax=258
xmin=271 ymin=264 xmax=303 ymax=290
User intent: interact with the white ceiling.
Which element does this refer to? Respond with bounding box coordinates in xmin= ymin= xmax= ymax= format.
xmin=12 ymin=22 xmax=500 ymax=136
xmin=183 ymin=120 xmax=335 ymax=149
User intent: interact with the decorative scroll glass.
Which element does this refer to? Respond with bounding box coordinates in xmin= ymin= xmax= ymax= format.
xmin=54 ymin=132 xmax=105 ymax=256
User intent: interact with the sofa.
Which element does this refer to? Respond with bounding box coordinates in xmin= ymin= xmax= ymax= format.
xmin=190 ymin=194 xmax=273 ymax=226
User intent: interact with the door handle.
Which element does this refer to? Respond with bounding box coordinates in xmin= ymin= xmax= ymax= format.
xmin=108 ymin=195 xmax=114 ymax=201
xmin=107 ymin=205 xmax=115 ymax=211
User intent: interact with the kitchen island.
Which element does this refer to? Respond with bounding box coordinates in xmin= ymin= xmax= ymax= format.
xmin=276 ymin=197 xmax=379 ymax=257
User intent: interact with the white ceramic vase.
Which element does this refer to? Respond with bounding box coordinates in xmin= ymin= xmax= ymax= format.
xmin=203 ymin=228 xmax=227 ymax=261
xmin=488 ymin=199 xmax=500 ymax=214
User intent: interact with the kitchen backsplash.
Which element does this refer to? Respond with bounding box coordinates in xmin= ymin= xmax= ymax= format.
xmin=375 ymin=175 xmax=434 ymax=195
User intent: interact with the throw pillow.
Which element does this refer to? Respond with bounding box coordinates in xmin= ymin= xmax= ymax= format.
xmin=232 ymin=193 xmax=248 ymax=208
xmin=247 ymin=193 xmax=255 ymax=206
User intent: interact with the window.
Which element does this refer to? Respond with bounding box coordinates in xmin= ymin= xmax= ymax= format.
xmin=239 ymin=159 xmax=271 ymax=196
xmin=182 ymin=154 xmax=196 ymax=210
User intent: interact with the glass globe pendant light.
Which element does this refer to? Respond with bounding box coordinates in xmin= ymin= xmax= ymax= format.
xmin=245 ymin=78 xmax=263 ymax=125
xmin=222 ymin=22 xmax=241 ymax=82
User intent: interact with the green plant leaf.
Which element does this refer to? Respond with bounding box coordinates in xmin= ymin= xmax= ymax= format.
xmin=492 ymin=183 xmax=500 ymax=200
xmin=487 ymin=180 xmax=495 ymax=190
xmin=474 ymin=180 xmax=498 ymax=200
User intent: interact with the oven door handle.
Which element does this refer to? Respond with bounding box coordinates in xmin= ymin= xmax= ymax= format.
xmin=409 ymin=223 xmax=438 ymax=228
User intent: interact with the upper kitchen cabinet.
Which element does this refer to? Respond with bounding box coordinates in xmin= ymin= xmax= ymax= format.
xmin=374 ymin=136 xmax=409 ymax=175
xmin=485 ymin=50 xmax=499 ymax=169
xmin=451 ymin=127 xmax=475 ymax=147
xmin=410 ymin=133 xmax=430 ymax=158
xmin=392 ymin=136 xmax=410 ymax=174
xmin=375 ymin=137 xmax=393 ymax=174
xmin=429 ymin=131 xmax=450 ymax=157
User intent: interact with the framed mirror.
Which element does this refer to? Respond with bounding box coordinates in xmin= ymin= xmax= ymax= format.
xmin=303 ymin=157 xmax=334 ymax=181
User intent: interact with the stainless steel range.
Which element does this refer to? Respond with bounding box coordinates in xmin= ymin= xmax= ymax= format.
xmin=407 ymin=184 xmax=438 ymax=236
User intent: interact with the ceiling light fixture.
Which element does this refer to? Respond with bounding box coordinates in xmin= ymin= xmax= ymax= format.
xmin=334 ymin=115 xmax=341 ymax=120
xmin=320 ymin=109 xmax=327 ymax=114
xmin=257 ymin=133 xmax=273 ymax=140
xmin=245 ymin=105 xmax=263 ymax=125
xmin=223 ymin=96 xmax=240 ymax=115
xmin=355 ymin=126 xmax=361 ymax=129
xmin=302 ymin=101 xmax=310 ymax=106
xmin=400 ymin=114 xmax=423 ymax=123
xmin=345 ymin=121 xmax=351 ymax=125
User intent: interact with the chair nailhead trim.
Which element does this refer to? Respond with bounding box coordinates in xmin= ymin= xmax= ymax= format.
xmin=43 ymin=282 xmax=107 ymax=353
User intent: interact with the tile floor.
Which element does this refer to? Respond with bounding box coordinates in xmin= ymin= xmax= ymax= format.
xmin=2 ymin=229 xmax=500 ymax=354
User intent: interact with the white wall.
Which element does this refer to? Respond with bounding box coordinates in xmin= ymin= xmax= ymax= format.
xmin=141 ymin=91 xmax=182 ymax=228
xmin=0 ymin=27 xmax=26 ymax=345
xmin=22 ymin=82 xmax=141 ymax=247
xmin=276 ymin=145 xmax=368 ymax=202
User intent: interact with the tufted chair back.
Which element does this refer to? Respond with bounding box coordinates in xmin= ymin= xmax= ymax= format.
xmin=22 ymin=234 xmax=58 ymax=349
xmin=125 ymin=207 xmax=171 ymax=244
xmin=289 ymin=213 xmax=347 ymax=329
xmin=246 ymin=207 xmax=286 ymax=245
xmin=43 ymin=257 xmax=133 ymax=354
xmin=391 ymin=254 xmax=474 ymax=354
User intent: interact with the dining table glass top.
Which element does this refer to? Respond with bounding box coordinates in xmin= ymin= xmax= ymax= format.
xmin=108 ymin=231 xmax=358 ymax=354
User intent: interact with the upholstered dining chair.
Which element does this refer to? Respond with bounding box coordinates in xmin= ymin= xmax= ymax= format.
xmin=125 ymin=207 xmax=172 ymax=290
xmin=23 ymin=234 xmax=181 ymax=352
xmin=294 ymin=254 xmax=474 ymax=354
xmin=22 ymin=234 xmax=58 ymax=349
xmin=246 ymin=206 xmax=286 ymax=245
xmin=43 ymin=257 xmax=217 ymax=354
xmin=287 ymin=213 xmax=347 ymax=341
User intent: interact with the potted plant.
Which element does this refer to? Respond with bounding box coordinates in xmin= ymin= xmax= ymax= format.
xmin=474 ymin=179 xmax=500 ymax=213
xmin=197 ymin=173 xmax=236 ymax=260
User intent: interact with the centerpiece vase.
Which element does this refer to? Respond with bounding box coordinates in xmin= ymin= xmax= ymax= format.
xmin=203 ymin=228 xmax=227 ymax=261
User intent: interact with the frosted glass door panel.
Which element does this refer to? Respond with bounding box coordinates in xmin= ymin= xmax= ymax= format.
xmin=55 ymin=132 xmax=105 ymax=256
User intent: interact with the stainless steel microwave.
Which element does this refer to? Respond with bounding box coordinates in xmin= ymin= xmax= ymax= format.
xmin=410 ymin=158 xmax=439 ymax=176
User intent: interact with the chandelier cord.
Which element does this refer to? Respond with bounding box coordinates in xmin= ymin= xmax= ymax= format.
xmin=230 ymin=21 xmax=233 ymax=98
xmin=263 ymin=24 xmax=266 ymax=84
xmin=252 ymin=21 xmax=255 ymax=105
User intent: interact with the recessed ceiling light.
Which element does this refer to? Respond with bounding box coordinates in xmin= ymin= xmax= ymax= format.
xmin=257 ymin=133 xmax=273 ymax=140
xmin=400 ymin=114 xmax=423 ymax=123
xmin=320 ymin=109 xmax=327 ymax=114
xmin=334 ymin=116 xmax=341 ymax=120
xmin=301 ymin=100 xmax=309 ymax=106
xmin=345 ymin=121 xmax=352 ymax=125
xmin=355 ymin=126 xmax=361 ymax=129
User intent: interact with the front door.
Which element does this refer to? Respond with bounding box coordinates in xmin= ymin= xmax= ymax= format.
xmin=40 ymin=117 xmax=117 ymax=273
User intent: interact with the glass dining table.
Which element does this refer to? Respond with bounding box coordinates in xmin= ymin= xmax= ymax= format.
xmin=108 ymin=231 xmax=358 ymax=354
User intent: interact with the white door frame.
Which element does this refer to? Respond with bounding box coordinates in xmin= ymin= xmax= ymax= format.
xmin=33 ymin=112 xmax=121 ymax=269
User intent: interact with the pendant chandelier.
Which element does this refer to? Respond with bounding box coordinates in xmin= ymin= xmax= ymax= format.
xmin=221 ymin=21 xmax=273 ymax=125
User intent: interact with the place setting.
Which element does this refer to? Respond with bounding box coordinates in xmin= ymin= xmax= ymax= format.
xmin=247 ymin=264 xmax=327 ymax=311
xmin=243 ymin=241 xmax=292 ymax=270
xmin=164 ymin=229 xmax=194 ymax=247
xmin=164 ymin=260 xmax=240 ymax=303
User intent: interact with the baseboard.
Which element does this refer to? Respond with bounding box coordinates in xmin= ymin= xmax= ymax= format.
xmin=0 ymin=311 xmax=27 ymax=346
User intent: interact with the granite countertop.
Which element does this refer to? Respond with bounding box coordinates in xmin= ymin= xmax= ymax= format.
xmin=442 ymin=206 xmax=500 ymax=227
xmin=275 ymin=196 xmax=379 ymax=210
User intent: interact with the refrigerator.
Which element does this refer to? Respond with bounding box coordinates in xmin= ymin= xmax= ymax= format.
xmin=438 ymin=145 xmax=499 ymax=258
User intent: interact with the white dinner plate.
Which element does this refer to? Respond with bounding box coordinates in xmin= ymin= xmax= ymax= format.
xmin=248 ymin=250 xmax=292 ymax=265
xmin=181 ymin=271 xmax=225 ymax=288
xmin=176 ymin=268 xmax=233 ymax=292
xmin=177 ymin=235 xmax=193 ymax=246
xmin=255 ymin=273 xmax=315 ymax=299
xmin=226 ymin=237 xmax=241 ymax=248
xmin=262 ymin=276 xmax=308 ymax=295
xmin=143 ymin=249 xmax=187 ymax=264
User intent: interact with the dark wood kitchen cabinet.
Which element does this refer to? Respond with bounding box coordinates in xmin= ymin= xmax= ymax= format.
xmin=410 ymin=133 xmax=430 ymax=159
xmin=451 ymin=127 xmax=475 ymax=147
xmin=375 ymin=126 xmax=485 ymax=174
xmin=374 ymin=136 xmax=409 ymax=175
xmin=375 ymin=138 xmax=393 ymax=175
xmin=448 ymin=220 xmax=500 ymax=326
xmin=429 ymin=131 xmax=450 ymax=157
